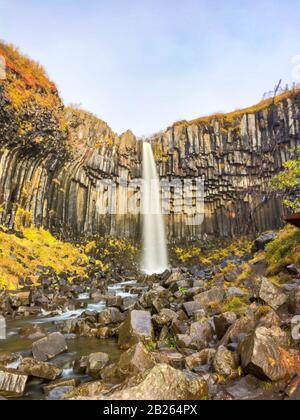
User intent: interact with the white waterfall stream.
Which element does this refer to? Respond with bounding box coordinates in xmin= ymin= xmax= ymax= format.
xmin=142 ymin=142 xmax=169 ymax=274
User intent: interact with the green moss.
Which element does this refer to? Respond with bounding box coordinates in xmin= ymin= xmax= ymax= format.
xmin=223 ymin=297 xmax=247 ymax=314
xmin=265 ymin=225 xmax=300 ymax=275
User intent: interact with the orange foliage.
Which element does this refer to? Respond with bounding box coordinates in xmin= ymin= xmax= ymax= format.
xmin=0 ymin=42 xmax=57 ymax=93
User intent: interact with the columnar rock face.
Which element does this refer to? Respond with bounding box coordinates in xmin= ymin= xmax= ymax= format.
xmin=1 ymin=42 xmax=300 ymax=241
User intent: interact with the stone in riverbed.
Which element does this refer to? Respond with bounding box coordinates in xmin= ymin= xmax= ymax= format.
xmin=86 ymin=353 xmax=110 ymax=378
xmin=79 ymin=364 xmax=208 ymax=401
xmin=97 ymin=308 xmax=124 ymax=326
xmin=118 ymin=310 xmax=154 ymax=350
xmin=255 ymin=278 xmax=287 ymax=311
xmin=47 ymin=386 xmax=74 ymax=400
xmin=152 ymin=309 xmax=177 ymax=328
xmin=0 ymin=369 xmax=28 ymax=397
xmin=43 ymin=378 xmax=78 ymax=394
xmin=118 ymin=343 xmax=156 ymax=377
xmin=18 ymin=358 xmax=62 ymax=381
xmin=19 ymin=324 xmax=47 ymax=341
xmin=32 ymin=332 xmax=68 ymax=362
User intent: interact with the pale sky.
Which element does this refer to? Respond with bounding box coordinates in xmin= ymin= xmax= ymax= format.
xmin=1 ymin=0 xmax=300 ymax=135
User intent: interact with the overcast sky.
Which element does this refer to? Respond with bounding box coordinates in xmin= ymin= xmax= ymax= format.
xmin=1 ymin=0 xmax=300 ymax=135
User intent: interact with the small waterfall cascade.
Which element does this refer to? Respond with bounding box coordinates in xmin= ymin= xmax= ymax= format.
xmin=142 ymin=141 xmax=169 ymax=274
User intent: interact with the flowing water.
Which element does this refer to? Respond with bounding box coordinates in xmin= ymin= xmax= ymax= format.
xmin=0 ymin=280 xmax=139 ymax=400
xmin=142 ymin=142 xmax=169 ymax=275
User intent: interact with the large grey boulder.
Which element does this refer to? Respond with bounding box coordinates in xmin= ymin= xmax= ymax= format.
xmin=32 ymin=332 xmax=68 ymax=362
xmin=118 ymin=310 xmax=154 ymax=350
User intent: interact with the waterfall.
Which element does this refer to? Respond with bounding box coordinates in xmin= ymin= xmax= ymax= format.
xmin=142 ymin=142 xmax=169 ymax=274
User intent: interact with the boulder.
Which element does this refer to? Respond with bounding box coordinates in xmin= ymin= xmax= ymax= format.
xmin=226 ymin=375 xmax=268 ymax=400
xmin=255 ymin=278 xmax=287 ymax=310
xmin=47 ymin=386 xmax=74 ymax=400
xmin=185 ymin=349 xmax=216 ymax=372
xmin=32 ymin=332 xmax=68 ymax=362
xmin=213 ymin=346 xmax=239 ymax=377
xmin=84 ymin=364 xmax=208 ymax=401
xmin=43 ymin=378 xmax=78 ymax=394
xmin=289 ymin=286 xmax=300 ymax=315
xmin=0 ymin=369 xmax=28 ymax=397
xmin=118 ymin=310 xmax=154 ymax=350
xmin=86 ymin=353 xmax=110 ymax=378
xmin=194 ymin=287 xmax=225 ymax=310
xmin=190 ymin=321 xmax=213 ymax=351
xmin=98 ymin=308 xmax=124 ymax=326
xmin=183 ymin=301 xmax=203 ymax=317
xmin=226 ymin=287 xmax=245 ymax=299
xmin=19 ymin=324 xmax=47 ymax=341
xmin=221 ymin=315 xmax=256 ymax=346
xmin=238 ymin=327 xmax=288 ymax=381
xmin=214 ymin=312 xmax=237 ymax=340
xmin=118 ymin=343 xmax=156 ymax=377
xmin=253 ymin=232 xmax=277 ymax=252
xmin=18 ymin=358 xmax=62 ymax=381
xmin=152 ymin=309 xmax=177 ymax=328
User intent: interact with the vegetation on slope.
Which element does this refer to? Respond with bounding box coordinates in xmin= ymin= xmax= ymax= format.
xmin=0 ymin=207 xmax=90 ymax=290
xmin=173 ymin=88 xmax=300 ymax=128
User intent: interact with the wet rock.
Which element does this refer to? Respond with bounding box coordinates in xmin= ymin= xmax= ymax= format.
xmin=214 ymin=312 xmax=237 ymax=340
xmin=73 ymin=356 xmax=88 ymax=374
xmin=0 ymin=369 xmax=28 ymax=397
xmin=185 ymin=349 xmax=216 ymax=372
xmin=105 ymin=295 xmax=123 ymax=308
xmin=32 ymin=332 xmax=68 ymax=362
xmin=98 ymin=308 xmax=124 ymax=326
xmin=213 ymin=346 xmax=239 ymax=377
xmin=255 ymin=278 xmax=287 ymax=310
xmin=118 ymin=310 xmax=154 ymax=350
xmin=47 ymin=386 xmax=74 ymax=400
xmin=19 ymin=324 xmax=47 ymax=341
xmin=87 ymin=364 xmax=208 ymax=401
xmin=190 ymin=321 xmax=213 ymax=351
xmin=118 ymin=343 xmax=156 ymax=377
xmin=87 ymin=353 xmax=110 ymax=378
xmin=18 ymin=358 xmax=62 ymax=381
xmin=253 ymin=232 xmax=277 ymax=252
xmin=43 ymin=378 xmax=78 ymax=394
xmin=164 ymin=271 xmax=184 ymax=286
xmin=289 ymin=286 xmax=300 ymax=315
xmin=238 ymin=327 xmax=289 ymax=381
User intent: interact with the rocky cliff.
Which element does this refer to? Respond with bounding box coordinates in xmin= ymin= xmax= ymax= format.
xmin=0 ymin=42 xmax=300 ymax=241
